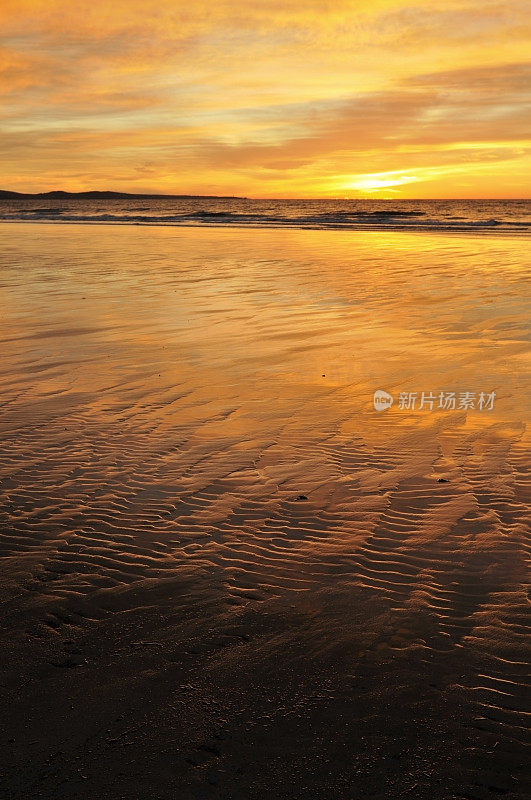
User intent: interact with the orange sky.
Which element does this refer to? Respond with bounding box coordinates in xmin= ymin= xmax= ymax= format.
xmin=1 ymin=0 xmax=530 ymax=198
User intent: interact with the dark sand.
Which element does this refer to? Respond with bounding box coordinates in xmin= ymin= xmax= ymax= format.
xmin=0 ymin=224 xmax=529 ymax=799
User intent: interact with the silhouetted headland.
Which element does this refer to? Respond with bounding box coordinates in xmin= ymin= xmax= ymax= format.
xmin=0 ymin=189 xmax=245 ymax=200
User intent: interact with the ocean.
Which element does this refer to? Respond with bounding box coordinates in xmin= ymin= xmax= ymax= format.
xmin=0 ymin=196 xmax=530 ymax=232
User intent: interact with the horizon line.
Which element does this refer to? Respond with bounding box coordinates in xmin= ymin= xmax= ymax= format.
xmin=1 ymin=189 xmax=529 ymax=202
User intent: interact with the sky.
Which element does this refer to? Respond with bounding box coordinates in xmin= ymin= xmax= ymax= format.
xmin=1 ymin=0 xmax=530 ymax=197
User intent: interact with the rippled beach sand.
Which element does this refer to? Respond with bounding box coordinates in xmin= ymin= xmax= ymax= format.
xmin=0 ymin=223 xmax=529 ymax=799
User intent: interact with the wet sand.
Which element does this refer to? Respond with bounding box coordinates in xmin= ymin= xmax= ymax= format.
xmin=0 ymin=223 xmax=529 ymax=799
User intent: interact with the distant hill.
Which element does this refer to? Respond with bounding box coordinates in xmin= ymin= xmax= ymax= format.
xmin=0 ymin=190 xmax=244 ymax=200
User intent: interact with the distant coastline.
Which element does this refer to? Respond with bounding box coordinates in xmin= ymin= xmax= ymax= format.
xmin=0 ymin=190 xmax=245 ymax=200
xmin=1 ymin=191 xmax=527 ymax=202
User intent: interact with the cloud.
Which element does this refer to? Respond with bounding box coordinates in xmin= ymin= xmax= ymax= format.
xmin=0 ymin=1 xmax=529 ymax=196
xmin=183 ymin=63 xmax=530 ymax=168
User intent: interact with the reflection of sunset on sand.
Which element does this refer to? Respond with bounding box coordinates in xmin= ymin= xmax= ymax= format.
xmin=0 ymin=223 xmax=528 ymax=797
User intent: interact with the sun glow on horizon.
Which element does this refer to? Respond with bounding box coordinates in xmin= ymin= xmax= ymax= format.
xmin=349 ymin=174 xmax=422 ymax=193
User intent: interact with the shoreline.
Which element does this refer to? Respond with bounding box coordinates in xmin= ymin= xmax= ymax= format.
xmin=0 ymin=218 xmax=529 ymax=236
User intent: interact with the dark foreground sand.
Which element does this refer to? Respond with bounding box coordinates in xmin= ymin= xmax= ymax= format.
xmin=0 ymin=224 xmax=529 ymax=799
